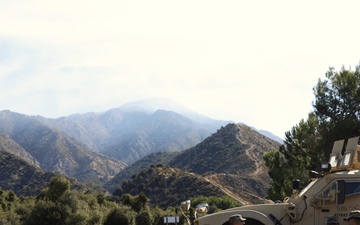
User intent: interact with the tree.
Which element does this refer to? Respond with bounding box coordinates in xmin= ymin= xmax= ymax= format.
xmin=0 ymin=189 xmax=21 ymax=225
xmin=313 ymin=65 xmax=360 ymax=153
xmin=264 ymin=64 xmax=360 ymax=201
xmin=26 ymin=176 xmax=90 ymax=225
xmin=264 ymin=149 xmax=291 ymax=201
xmin=104 ymin=207 xmax=135 ymax=225
xmin=38 ymin=176 xmax=70 ymax=202
xmin=134 ymin=193 xmax=148 ymax=212
xmin=135 ymin=209 xmax=154 ymax=225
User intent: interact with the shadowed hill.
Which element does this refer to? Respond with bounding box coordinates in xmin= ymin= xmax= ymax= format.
xmin=104 ymin=151 xmax=180 ymax=192
xmin=118 ymin=166 xmax=226 ymax=209
xmin=0 ymin=150 xmax=54 ymax=196
xmin=0 ymin=150 xmax=106 ymax=196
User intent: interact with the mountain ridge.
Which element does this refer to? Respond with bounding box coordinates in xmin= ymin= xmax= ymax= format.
xmin=0 ymin=98 xmax=283 ymax=206
xmin=105 ymin=123 xmax=281 ymax=206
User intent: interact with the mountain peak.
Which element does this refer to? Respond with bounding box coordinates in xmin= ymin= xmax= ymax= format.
xmin=118 ymin=97 xmax=192 ymax=114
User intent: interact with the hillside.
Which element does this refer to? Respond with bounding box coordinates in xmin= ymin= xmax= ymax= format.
xmin=104 ymin=151 xmax=180 ymax=192
xmin=0 ymin=150 xmax=54 ymax=196
xmin=118 ymin=166 xmax=226 ymax=209
xmin=0 ymin=132 xmax=40 ymax=167
xmin=0 ymin=110 xmax=127 ymax=184
xmin=0 ymin=150 xmax=106 ymax=196
xmin=170 ymin=123 xmax=279 ymax=175
xmin=171 ymin=123 xmax=280 ymax=202
xmin=106 ymin=123 xmax=281 ymax=205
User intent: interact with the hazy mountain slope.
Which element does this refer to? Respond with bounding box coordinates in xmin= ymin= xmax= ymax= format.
xmin=0 ymin=110 xmax=127 ymax=184
xmin=254 ymin=128 xmax=283 ymax=144
xmin=35 ymin=112 xmax=109 ymax=151
xmin=119 ymin=97 xmax=230 ymax=127
xmin=102 ymin=110 xmax=213 ymax=164
xmin=33 ymin=98 xmax=231 ymax=164
xmin=104 ymin=151 xmax=180 ymax=193
xmin=0 ymin=132 xmax=40 ymax=167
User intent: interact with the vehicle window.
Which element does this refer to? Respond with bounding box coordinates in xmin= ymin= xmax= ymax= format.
xmin=345 ymin=181 xmax=360 ymax=196
xmin=323 ymin=182 xmax=337 ymax=199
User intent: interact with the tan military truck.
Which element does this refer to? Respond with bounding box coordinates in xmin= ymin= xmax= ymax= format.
xmin=191 ymin=137 xmax=360 ymax=225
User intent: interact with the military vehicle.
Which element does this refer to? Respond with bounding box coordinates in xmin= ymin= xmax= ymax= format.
xmin=186 ymin=137 xmax=360 ymax=225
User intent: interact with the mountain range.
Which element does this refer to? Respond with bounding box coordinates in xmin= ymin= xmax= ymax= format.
xmin=0 ymin=97 xmax=283 ymax=206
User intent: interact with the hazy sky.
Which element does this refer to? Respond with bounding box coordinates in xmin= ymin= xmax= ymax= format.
xmin=1 ymin=0 xmax=359 ymax=139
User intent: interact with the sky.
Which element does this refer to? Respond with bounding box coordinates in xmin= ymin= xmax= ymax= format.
xmin=1 ymin=0 xmax=360 ymax=139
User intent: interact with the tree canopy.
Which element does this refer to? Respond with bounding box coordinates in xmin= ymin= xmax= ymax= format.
xmin=264 ymin=64 xmax=360 ymax=201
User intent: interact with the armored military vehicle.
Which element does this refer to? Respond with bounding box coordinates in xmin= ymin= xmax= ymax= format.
xmin=190 ymin=137 xmax=360 ymax=225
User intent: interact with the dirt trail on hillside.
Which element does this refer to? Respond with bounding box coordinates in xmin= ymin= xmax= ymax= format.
xmin=204 ymin=175 xmax=249 ymax=205
xmin=236 ymin=135 xmax=263 ymax=177
xmin=204 ymin=174 xmax=269 ymax=205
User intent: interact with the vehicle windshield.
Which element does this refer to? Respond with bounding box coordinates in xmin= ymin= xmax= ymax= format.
xmin=298 ymin=180 xmax=317 ymax=196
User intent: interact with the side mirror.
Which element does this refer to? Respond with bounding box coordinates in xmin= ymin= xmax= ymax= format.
xmin=337 ymin=180 xmax=345 ymax=204
xmin=292 ymin=179 xmax=300 ymax=190
xmin=196 ymin=203 xmax=209 ymax=213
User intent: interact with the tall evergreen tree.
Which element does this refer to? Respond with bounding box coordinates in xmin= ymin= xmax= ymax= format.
xmin=264 ymin=64 xmax=360 ymax=201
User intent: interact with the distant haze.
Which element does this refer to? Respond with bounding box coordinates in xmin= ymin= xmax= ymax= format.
xmin=1 ymin=0 xmax=359 ymax=139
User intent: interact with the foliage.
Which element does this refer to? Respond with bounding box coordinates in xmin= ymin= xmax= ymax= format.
xmin=0 ymin=176 xmax=179 ymax=225
xmin=120 ymin=166 xmax=225 ymax=209
xmin=104 ymin=206 xmax=135 ymax=225
xmin=120 ymin=193 xmax=148 ymax=212
xmin=135 ymin=209 xmax=154 ymax=225
xmin=313 ymin=66 xmax=360 ymax=149
xmin=264 ymin=64 xmax=360 ymax=201
xmin=0 ymin=195 xmax=18 ymax=224
xmin=190 ymin=195 xmax=240 ymax=213
xmin=37 ymin=176 xmax=70 ymax=201
xmin=105 ymin=151 xmax=181 ymax=191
